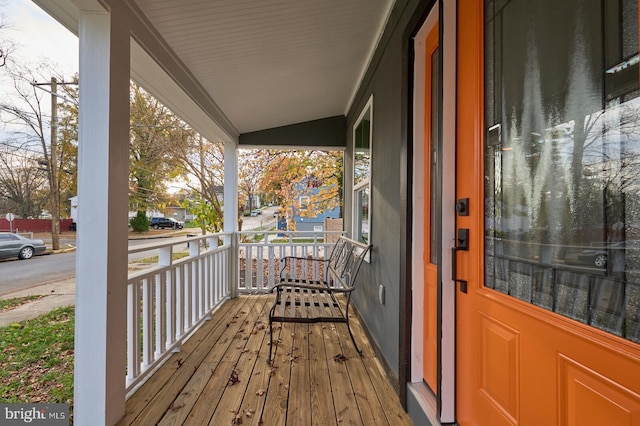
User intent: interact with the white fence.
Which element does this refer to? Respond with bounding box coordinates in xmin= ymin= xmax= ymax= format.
xmin=238 ymin=230 xmax=345 ymax=292
xmin=124 ymin=230 xmax=341 ymax=392
xmin=125 ymin=233 xmax=233 ymax=392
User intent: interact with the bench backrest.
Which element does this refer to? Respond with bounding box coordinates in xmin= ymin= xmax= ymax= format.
xmin=327 ymin=237 xmax=371 ymax=290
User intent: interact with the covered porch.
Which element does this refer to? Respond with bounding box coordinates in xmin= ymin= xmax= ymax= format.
xmin=121 ymin=230 xmax=410 ymax=424
xmin=31 ymin=0 xmax=418 ymax=424
xmin=117 ymin=294 xmax=410 ymax=425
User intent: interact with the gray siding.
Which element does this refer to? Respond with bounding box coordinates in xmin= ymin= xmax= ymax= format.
xmin=345 ymin=0 xmax=429 ymax=392
xmin=239 ymin=115 xmax=346 ymax=148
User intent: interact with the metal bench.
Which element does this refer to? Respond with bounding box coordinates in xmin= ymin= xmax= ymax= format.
xmin=267 ymin=236 xmax=372 ymax=363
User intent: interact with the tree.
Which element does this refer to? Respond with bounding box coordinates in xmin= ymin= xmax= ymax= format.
xmin=129 ymin=210 xmax=150 ymax=233
xmin=238 ymin=150 xmax=271 ymax=214
xmin=0 ymin=145 xmax=48 ymax=217
xmin=0 ymin=9 xmax=14 ymax=68
xmin=129 ymin=82 xmax=183 ymax=213
xmin=0 ymin=61 xmax=75 ymax=249
xmin=170 ymin=133 xmax=225 ymax=226
xmin=56 ymin=78 xmax=78 ymax=217
xmin=180 ymin=195 xmax=221 ymax=235
xmin=257 ymin=150 xmax=343 ymax=230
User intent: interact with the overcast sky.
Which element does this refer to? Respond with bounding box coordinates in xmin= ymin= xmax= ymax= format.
xmin=0 ymin=0 xmax=78 ymax=148
xmin=3 ymin=0 xmax=78 ymax=76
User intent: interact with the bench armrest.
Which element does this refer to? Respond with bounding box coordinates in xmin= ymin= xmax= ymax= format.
xmin=271 ymin=282 xmax=354 ymax=293
xmin=279 ymin=256 xmax=328 ymax=264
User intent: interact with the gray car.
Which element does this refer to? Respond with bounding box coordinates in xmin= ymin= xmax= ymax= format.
xmin=0 ymin=233 xmax=47 ymax=260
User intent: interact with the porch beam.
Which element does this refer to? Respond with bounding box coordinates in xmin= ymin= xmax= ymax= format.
xmin=74 ymin=7 xmax=130 ymax=425
xmin=239 ymin=115 xmax=346 ymax=148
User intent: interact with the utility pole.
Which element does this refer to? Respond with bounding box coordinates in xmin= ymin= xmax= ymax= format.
xmin=32 ymin=78 xmax=77 ymax=251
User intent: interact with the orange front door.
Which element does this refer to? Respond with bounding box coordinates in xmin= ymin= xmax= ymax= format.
xmin=423 ymin=21 xmax=439 ymax=394
xmin=455 ymin=0 xmax=640 ymax=424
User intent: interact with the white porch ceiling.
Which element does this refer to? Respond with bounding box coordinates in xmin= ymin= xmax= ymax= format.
xmin=131 ymin=0 xmax=393 ymax=134
xmin=34 ymin=0 xmax=393 ymax=141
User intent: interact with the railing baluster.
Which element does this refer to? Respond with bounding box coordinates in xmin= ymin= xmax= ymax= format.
xmin=268 ymin=245 xmax=275 ymax=289
xmin=191 ymin=259 xmax=198 ymax=325
xmin=247 ymin=245 xmax=254 ymax=290
xmin=155 ymin=273 xmax=166 ymax=359
xmin=166 ymin=269 xmax=176 ymax=348
xmin=257 ymin=244 xmax=265 ymax=290
xmin=199 ymin=257 xmax=205 ymax=317
xmin=142 ymin=277 xmax=153 ymax=368
xmin=126 ymin=280 xmax=140 ymax=385
xmin=176 ymin=264 xmax=183 ymax=338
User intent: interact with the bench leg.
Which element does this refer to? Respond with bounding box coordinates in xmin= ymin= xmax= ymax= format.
xmin=267 ymin=294 xmax=279 ymax=364
xmin=267 ymin=317 xmax=274 ymax=364
xmin=346 ymin=318 xmax=362 ymax=355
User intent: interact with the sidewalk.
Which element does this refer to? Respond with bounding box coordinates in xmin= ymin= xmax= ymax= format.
xmin=0 ymin=278 xmax=76 ymax=327
xmin=0 ymin=229 xmax=197 ymax=327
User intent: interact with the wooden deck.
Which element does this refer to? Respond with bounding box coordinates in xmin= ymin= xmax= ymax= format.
xmin=117 ymin=295 xmax=413 ymax=425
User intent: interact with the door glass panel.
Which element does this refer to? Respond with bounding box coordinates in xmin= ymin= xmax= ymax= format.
xmin=484 ymin=0 xmax=640 ymax=343
xmin=430 ymin=48 xmax=440 ymax=264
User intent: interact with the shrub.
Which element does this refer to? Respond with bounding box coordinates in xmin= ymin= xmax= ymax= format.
xmin=129 ymin=211 xmax=150 ymax=233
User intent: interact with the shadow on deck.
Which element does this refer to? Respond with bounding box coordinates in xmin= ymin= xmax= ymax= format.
xmin=117 ymin=295 xmax=412 ymax=425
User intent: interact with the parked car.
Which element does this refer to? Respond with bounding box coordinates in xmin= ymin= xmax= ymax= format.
xmin=150 ymin=217 xmax=184 ymax=229
xmin=577 ymin=242 xmax=624 ymax=268
xmin=250 ymin=209 xmax=261 ymax=217
xmin=0 ymin=232 xmax=47 ymax=260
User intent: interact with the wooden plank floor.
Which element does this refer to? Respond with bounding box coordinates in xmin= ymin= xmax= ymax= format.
xmin=117 ymin=295 xmax=413 ymax=426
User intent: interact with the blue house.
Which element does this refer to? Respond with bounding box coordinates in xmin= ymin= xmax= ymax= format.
xmin=277 ymin=186 xmax=340 ymax=233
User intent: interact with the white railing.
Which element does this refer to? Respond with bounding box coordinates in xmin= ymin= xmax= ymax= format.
xmin=124 ymin=230 xmax=340 ymax=392
xmin=238 ymin=230 xmax=345 ymax=292
xmin=125 ymin=232 xmax=233 ymax=392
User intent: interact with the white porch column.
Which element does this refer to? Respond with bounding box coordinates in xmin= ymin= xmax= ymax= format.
xmin=224 ymin=142 xmax=239 ymax=297
xmin=75 ymin=8 xmax=130 ymax=425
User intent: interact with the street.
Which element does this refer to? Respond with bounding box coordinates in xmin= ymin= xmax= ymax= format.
xmin=0 ymin=207 xmax=279 ymax=297
xmin=0 ymin=235 xmax=188 ymax=297
xmin=0 ymin=251 xmax=75 ymax=296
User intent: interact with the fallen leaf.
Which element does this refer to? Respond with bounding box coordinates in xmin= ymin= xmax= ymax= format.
xmin=169 ymin=402 xmax=185 ymax=411
xmin=228 ymin=369 xmax=240 ymax=385
xmin=256 ymin=388 xmax=266 ymax=396
xmin=333 ymin=354 xmax=348 ymax=363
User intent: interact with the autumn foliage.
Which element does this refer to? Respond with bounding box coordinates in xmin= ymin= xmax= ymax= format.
xmin=239 ymin=150 xmax=343 ymax=230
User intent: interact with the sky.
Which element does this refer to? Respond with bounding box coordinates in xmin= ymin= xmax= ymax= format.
xmin=2 ymin=0 xmax=78 ymax=77
xmin=0 ymin=0 xmax=78 ymax=152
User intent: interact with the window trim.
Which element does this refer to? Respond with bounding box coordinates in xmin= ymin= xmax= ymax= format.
xmin=352 ymin=95 xmax=373 ymax=254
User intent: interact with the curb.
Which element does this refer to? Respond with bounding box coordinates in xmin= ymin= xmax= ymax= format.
xmin=0 ymin=278 xmax=76 ymax=327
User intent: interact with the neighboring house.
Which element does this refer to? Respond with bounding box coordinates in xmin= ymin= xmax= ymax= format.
xmin=42 ymin=1 xmax=640 ymax=425
xmin=278 ymin=187 xmax=340 ymax=232
xmin=164 ymin=205 xmax=187 ymax=221
xmin=69 ymin=196 xmax=78 ymax=224
xmin=242 ymin=194 xmax=260 ymax=211
xmin=211 ymin=185 xmax=224 ymax=204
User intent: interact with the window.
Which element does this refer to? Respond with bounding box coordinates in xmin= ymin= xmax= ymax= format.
xmin=299 ymin=196 xmax=310 ymax=209
xmin=353 ymin=96 xmax=372 ymax=246
xmin=484 ymin=0 xmax=640 ymax=343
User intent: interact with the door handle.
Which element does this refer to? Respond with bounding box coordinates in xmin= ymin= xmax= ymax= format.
xmin=451 ymin=228 xmax=469 ymax=293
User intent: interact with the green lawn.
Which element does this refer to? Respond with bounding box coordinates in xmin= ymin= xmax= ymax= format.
xmin=0 ymin=295 xmax=44 ymax=312
xmin=0 ymin=306 xmax=74 ymax=406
